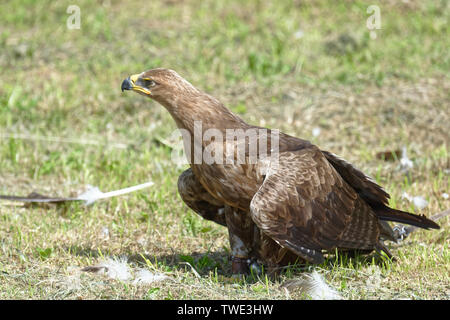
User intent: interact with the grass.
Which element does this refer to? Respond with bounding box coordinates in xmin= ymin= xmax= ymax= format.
xmin=0 ymin=0 xmax=449 ymax=299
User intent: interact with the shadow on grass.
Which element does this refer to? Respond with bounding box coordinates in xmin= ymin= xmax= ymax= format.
xmin=65 ymin=244 xmax=394 ymax=282
xmin=65 ymin=244 xmax=233 ymax=275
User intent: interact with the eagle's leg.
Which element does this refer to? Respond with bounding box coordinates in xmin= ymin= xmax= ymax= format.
xmin=177 ymin=168 xmax=227 ymax=226
xmin=255 ymin=231 xmax=307 ymax=276
xmin=178 ymin=169 xmax=256 ymax=274
xmin=224 ymin=206 xmax=257 ymax=274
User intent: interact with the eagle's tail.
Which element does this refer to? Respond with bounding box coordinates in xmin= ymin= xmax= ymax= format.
xmin=376 ymin=207 xmax=440 ymax=230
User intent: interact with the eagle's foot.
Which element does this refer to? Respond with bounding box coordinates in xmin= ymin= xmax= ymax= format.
xmin=231 ymin=256 xmax=250 ymax=274
xmin=231 ymin=256 xmax=263 ymax=276
xmin=249 ymin=260 xmax=263 ymax=275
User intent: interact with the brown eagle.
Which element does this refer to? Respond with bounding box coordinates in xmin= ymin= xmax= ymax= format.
xmin=121 ymin=69 xmax=439 ymax=274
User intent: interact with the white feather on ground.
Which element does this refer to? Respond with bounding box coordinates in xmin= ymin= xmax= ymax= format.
xmin=132 ymin=268 xmax=170 ymax=285
xmin=77 ymin=182 xmax=154 ymax=206
xmin=312 ymin=127 xmax=321 ymax=137
xmin=412 ymin=196 xmax=428 ymax=210
xmin=401 ymin=192 xmax=429 ymax=210
xmin=399 ymin=147 xmax=413 ymax=172
xmin=282 ymin=271 xmax=342 ymax=300
xmin=82 ymin=256 xmax=170 ymax=285
xmin=93 ymin=256 xmax=132 ymax=281
xmin=100 ymin=226 xmax=110 ymax=240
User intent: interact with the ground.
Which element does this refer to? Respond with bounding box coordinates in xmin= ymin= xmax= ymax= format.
xmin=0 ymin=0 xmax=448 ymax=299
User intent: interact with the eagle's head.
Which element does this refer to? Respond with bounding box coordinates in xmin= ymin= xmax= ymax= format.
xmin=121 ymin=68 xmax=199 ymax=107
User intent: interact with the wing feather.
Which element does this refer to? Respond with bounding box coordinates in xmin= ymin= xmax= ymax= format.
xmin=321 ymin=150 xmax=389 ymax=207
xmin=250 ymin=147 xmax=381 ymax=263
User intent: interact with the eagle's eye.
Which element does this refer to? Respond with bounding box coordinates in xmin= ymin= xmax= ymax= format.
xmin=142 ymin=79 xmax=156 ymax=87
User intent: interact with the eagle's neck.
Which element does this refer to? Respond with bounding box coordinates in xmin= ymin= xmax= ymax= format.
xmin=158 ymin=91 xmax=248 ymax=135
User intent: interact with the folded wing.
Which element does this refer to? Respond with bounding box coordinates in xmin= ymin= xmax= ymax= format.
xmin=250 ymin=147 xmax=383 ymax=263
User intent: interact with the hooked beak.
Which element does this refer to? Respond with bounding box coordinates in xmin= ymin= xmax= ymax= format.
xmin=121 ymin=74 xmax=151 ymax=95
xmin=121 ymin=77 xmax=133 ymax=92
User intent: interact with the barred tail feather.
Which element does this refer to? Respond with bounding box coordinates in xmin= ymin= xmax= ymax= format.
xmin=377 ymin=207 xmax=440 ymax=230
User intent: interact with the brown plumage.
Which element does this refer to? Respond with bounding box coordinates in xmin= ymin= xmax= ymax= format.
xmin=121 ymin=68 xmax=439 ymax=274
